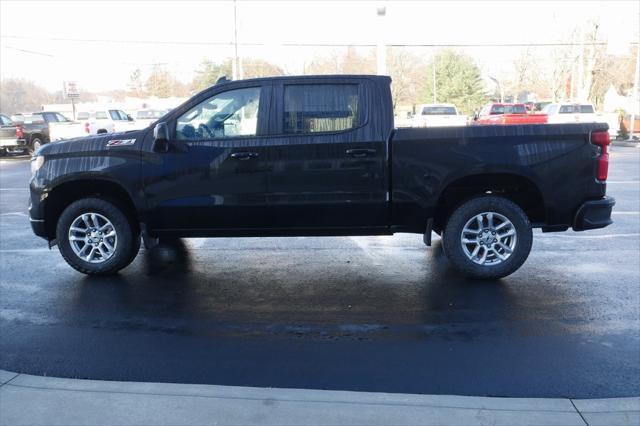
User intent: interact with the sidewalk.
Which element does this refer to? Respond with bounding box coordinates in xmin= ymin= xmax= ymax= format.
xmin=0 ymin=370 xmax=638 ymax=426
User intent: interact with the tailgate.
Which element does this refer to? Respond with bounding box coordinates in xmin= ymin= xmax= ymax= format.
xmin=0 ymin=126 xmax=17 ymax=139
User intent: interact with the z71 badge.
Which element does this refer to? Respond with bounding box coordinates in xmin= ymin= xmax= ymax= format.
xmin=106 ymin=138 xmax=136 ymax=147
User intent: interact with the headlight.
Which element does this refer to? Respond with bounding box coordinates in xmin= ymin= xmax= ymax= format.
xmin=31 ymin=156 xmax=44 ymax=174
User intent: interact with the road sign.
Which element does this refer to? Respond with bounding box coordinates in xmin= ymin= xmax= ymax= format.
xmin=63 ymin=81 xmax=80 ymax=98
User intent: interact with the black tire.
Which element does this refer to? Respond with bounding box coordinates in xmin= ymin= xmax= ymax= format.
xmin=28 ymin=137 xmax=44 ymax=155
xmin=56 ymin=198 xmax=140 ymax=275
xmin=442 ymin=196 xmax=533 ymax=280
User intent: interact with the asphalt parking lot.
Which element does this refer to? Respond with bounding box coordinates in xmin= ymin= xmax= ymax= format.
xmin=0 ymin=146 xmax=638 ymax=399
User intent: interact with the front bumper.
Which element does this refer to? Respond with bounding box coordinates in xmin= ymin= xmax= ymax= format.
xmin=30 ymin=217 xmax=47 ymax=238
xmin=573 ymin=196 xmax=615 ymax=231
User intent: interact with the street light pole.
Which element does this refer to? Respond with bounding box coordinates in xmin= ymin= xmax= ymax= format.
xmin=432 ymin=59 xmax=437 ymax=103
xmin=376 ymin=4 xmax=386 ymax=75
xmin=627 ymin=41 xmax=639 ymax=140
xmin=490 ymin=77 xmax=504 ymax=103
xmin=232 ymin=0 xmax=240 ymax=80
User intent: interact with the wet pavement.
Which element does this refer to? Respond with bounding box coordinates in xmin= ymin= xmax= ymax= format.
xmin=0 ymin=146 xmax=638 ymax=398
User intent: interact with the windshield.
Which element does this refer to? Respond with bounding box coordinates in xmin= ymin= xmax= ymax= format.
xmin=422 ymin=106 xmax=457 ymax=115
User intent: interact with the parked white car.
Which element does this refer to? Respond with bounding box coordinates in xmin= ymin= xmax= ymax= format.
xmin=542 ymin=103 xmax=601 ymax=124
xmin=132 ymin=109 xmax=168 ymax=129
xmin=412 ymin=104 xmax=468 ymax=127
xmin=78 ymin=109 xmax=137 ymax=133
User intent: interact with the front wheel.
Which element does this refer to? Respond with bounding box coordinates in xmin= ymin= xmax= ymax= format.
xmin=56 ymin=198 xmax=140 ymax=275
xmin=442 ymin=196 xmax=533 ymax=280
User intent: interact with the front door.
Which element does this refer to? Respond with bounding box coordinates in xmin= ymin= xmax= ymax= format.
xmin=142 ymin=85 xmax=272 ymax=231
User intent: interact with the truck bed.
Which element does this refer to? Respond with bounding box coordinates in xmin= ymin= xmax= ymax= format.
xmin=390 ymin=122 xmax=608 ymax=232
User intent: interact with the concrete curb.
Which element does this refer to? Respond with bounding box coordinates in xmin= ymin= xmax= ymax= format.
xmin=0 ymin=370 xmax=638 ymax=426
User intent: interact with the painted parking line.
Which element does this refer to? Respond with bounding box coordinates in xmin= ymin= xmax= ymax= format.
xmin=0 ymin=188 xmax=26 ymax=191
xmin=539 ymin=233 xmax=640 ymax=239
xmin=612 ymin=211 xmax=640 ymax=215
xmin=607 ymin=181 xmax=640 ymax=184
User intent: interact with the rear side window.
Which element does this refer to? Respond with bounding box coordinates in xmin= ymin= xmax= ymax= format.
xmin=422 ymin=106 xmax=456 ymax=115
xmin=560 ymin=105 xmax=595 ymax=114
xmin=95 ymin=111 xmax=108 ymax=120
xmin=284 ymin=84 xmax=360 ymax=134
xmin=18 ymin=113 xmax=44 ymax=124
xmin=77 ymin=112 xmax=90 ymax=120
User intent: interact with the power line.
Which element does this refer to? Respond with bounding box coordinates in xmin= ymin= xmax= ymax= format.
xmin=2 ymin=34 xmax=637 ymax=48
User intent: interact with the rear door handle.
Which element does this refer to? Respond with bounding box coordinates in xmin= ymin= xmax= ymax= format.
xmin=230 ymin=152 xmax=259 ymax=160
xmin=346 ymin=148 xmax=377 ymax=158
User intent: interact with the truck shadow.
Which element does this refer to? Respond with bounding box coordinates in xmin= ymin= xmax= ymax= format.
xmin=67 ymin=237 xmax=575 ymax=342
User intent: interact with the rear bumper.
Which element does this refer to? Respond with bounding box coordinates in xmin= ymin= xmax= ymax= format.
xmin=573 ymin=196 xmax=615 ymax=231
xmin=0 ymin=138 xmax=27 ymax=149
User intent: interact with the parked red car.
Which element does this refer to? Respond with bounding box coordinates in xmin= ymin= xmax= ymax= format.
xmin=474 ymin=103 xmax=547 ymax=125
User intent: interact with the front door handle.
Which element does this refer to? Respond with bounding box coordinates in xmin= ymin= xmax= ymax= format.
xmin=346 ymin=148 xmax=377 ymax=158
xmin=230 ymin=152 xmax=259 ymax=160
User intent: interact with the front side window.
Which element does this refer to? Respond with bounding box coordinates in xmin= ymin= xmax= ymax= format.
xmin=284 ymin=84 xmax=360 ymax=134
xmin=176 ymin=87 xmax=261 ymax=140
xmin=109 ymin=110 xmax=122 ymax=121
xmin=55 ymin=113 xmax=70 ymax=122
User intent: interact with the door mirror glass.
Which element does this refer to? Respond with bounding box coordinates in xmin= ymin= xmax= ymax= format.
xmin=154 ymin=122 xmax=169 ymax=141
xmin=153 ymin=122 xmax=170 ymax=153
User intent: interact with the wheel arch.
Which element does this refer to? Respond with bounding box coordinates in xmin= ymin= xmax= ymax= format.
xmin=43 ymin=178 xmax=139 ymax=240
xmin=433 ymin=172 xmax=546 ymax=232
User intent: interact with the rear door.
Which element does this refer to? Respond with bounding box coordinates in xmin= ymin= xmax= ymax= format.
xmin=262 ymin=79 xmax=388 ymax=229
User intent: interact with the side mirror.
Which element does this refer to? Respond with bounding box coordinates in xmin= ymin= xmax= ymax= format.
xmin=127 ymin=114 xmax=134 ymax=121
xmin=153 ymin=122 xmax=170 ymax=153
xmin=473 ymin=111 xmax=479 ymax=121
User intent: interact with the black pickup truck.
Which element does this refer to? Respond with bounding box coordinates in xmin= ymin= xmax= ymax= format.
xmin=8 ymin=111 xmax=74 ymax=153
xmin=29 ymin=75 xmax=614 ymax=279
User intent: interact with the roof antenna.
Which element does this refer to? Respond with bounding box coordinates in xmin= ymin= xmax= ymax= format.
xmin=216 ymin=76 xmax=230 ymax=85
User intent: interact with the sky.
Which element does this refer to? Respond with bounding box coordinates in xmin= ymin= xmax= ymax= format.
xmin=1 ymin=0 xmax=638 ymax=93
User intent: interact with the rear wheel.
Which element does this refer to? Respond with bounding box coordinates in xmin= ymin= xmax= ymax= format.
xmin=442 ymin=196 xmax=532 ymax=279
xmin=56 ymin=198 xmax=140 ymax=275
xmin=28 ymin=137 xmax=43 ymax=155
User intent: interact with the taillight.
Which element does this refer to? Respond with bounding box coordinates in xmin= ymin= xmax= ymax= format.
xmin=15 ymin=124 xmax=23 ymax=139
xmin=84 ymin=122 xmax=90 ymax=134
xmin=591 ymin=131 xmax=610 ymax=181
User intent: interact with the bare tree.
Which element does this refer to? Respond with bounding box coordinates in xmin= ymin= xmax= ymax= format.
xmin=387 ymin=48 xmax=428 ymax=109
xmin=0 ymin=79 xmax=54 ymax=114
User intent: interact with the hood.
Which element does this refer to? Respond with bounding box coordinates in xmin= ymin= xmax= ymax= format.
xmin=37 ymin=130 xmax=144 ymax=157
